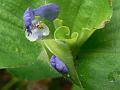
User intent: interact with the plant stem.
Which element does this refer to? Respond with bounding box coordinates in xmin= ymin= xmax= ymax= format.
xmin=1 ymin=77 xmax=19 ymax=90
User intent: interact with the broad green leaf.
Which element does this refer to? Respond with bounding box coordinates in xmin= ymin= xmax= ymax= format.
xmin=72 ymin=0 xmax=112 ymax=46
xmin=0 ymin=0 xmax=46 ymax=68
xmin=9 ymin=45 xmax=60 ymax=80
xmin=75 ymin=0 xmax=120 ymax=90
xmin=44 ymin=39 xmax=83 ymax=87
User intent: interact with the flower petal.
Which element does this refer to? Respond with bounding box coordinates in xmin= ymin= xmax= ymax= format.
xmin=34 ymin=4 xmax=59 ymax=21
xmin=23 ymin=7 xmax=34 ymax=26
xmin=25 ymin=20 xmax=50 ymax=42
xmin=25 ymin=28 xmax=43 ymax=42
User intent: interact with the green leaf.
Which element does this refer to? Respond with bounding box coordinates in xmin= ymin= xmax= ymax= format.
xmin=53 ymin=19 xmax=79 ymax=46
xmin=72 ymin=84 xmax=83 ymax=90
xmin=43 ymin=39 xmax=83 ymax=87
xmin=9 ymin=45 xmax=60 ymax=80
xmin=75 ymin=0 xmax=120 ymax=90
xmin=0 ymin=0 xmax=46 ymax=68
xmin=64 ymin=32 xmax=79 ymax=46
xmin=53 ymin=18 xmax=63 ymax=29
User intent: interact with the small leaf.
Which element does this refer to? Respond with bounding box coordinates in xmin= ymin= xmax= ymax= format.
xmin=54 ymin=26 xmax=70 ymax=39
xmin=53 ymin=18 xmax=63 ymax=29
xmin=53 ymin=18 xmax=79 ymax=46
xmin=65 ymin=32 xmax=79 ymax=46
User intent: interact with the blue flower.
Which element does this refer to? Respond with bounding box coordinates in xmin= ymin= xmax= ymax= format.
xmin=34 ymin=3 xmax=59 ymax=21
xmin=23 ymin=4 xmax=59 ymax=41
xmin=50 ymin=55 xmax=69 ymax=74
xmin=25 ymin=20 xmax=50 ymax=42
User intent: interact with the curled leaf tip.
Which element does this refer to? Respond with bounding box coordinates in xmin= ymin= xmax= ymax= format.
xmin=50 ymin=55 xmax=69 ymax=74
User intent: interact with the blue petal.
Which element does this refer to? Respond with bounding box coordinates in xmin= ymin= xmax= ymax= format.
xmin=50 ymin=55 xmax=69 ymax=74
xmin=23 ymin=7 xmax=34 ymax=26
xmin=25 ymin=20 xmax=50 ymax=42
xmin=23 ymin=7 xmax=35 ymax=35
xmin=33 ymin=4 xmax=59 ymax=21
xmin=25 ymin=28 xmax=43 ymax=42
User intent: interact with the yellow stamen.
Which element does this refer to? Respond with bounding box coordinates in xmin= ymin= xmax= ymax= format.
xmin=37 ymin=22 xmax=44 ymax=29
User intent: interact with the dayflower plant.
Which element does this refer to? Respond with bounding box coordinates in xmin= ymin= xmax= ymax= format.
xmin=22 ymin=2 xmax=112 ymax=88
xmin=23 ymin=3 xmax=82 ymax=86
xmin=0 ymin=0 xmax=114 ymax=89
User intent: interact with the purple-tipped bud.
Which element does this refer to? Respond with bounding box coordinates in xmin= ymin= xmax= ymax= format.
xmin=33 ymin=4 xmax=59 ymax=21
xmin=50 ymin=55 xmax=69 ymax=74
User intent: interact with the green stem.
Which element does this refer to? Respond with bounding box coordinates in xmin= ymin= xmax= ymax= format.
xmin=1 ymin=77 xmax=19 ymax=90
